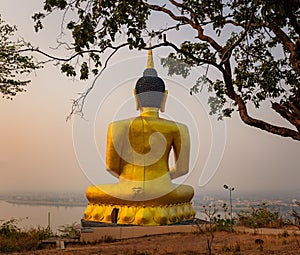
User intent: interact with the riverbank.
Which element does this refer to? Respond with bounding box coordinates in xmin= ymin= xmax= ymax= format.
xmin=4 ymin=199 xmax=86 ymax=207
xmin=0 ymin=200 xmax=85 ymax=233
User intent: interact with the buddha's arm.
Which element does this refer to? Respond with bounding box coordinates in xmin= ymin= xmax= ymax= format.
xmin=169 ymin=124 xmax=190 ymax=180
xmin=106 ymin=123 xmax=122 ymax=178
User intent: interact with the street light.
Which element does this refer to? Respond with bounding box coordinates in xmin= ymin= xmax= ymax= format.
xmin=224 ymin=184 xmax=235 ymax=231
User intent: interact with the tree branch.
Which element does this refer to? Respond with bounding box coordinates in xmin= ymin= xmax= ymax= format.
xmin=142 ymin=1 xmax=223 ymax=52
xmin=222 ymin=59 xmax=300 ymax=140
xmin=146 ymin=38 xmax=222 ymax=72
xmin=238 ymin=98 xmax=300 ymax=140
xmin=168 ymin=0 xmax=198 ymax=24
xmin=264 ymin=21 xmax=295 ymax=53
xmin=224 ymin=17 xmax=299 ymax=73
xmin=221 ymin=12 xmax=254 ymax=63
xmin=18 ymin=47 xmax=101 ymax=63
xmin=66 ymin=42 xmax=129 ymax=120
xmin=272 ymin=102 xmax=300 ymax=132
xmin=146 ymin=23 xmax=187 ymax=38
xmin=142 ymin=2 xmax=197 ymax=28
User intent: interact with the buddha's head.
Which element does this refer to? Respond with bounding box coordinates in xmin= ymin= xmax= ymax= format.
xmin=134 ymin=47 xmax=168 ymax=112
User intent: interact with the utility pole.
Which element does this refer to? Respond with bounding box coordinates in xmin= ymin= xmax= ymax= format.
xmin=223 ymin=184 xmax=234 ymax=231
xmin=47 ymin=211 xmax=51 ymax=231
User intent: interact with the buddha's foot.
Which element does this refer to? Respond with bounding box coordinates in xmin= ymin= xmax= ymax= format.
xmin=84 ymin=202 xmax=195 ymax=225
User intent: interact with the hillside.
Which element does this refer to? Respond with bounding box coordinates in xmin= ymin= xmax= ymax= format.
xmin=5 ymin=228 xmax=300 ymax=255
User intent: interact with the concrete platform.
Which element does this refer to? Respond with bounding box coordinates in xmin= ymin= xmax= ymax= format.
xmin=80 ymin=223 xmax=196 ymax=243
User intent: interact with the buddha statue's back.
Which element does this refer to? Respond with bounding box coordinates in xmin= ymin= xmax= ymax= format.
xmin=83 ymin=47 xmax=195 ymax=225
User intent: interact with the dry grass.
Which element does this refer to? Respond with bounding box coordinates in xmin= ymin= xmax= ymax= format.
xmin=3 ymin=229 xmax=300 ymax=255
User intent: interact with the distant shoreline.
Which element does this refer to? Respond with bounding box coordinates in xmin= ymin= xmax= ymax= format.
xmin=3 ymin=199 xmax=86 ymax=207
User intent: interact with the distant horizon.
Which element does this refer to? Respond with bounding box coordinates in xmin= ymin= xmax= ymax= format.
xmin=0 ymin=187 xmax=299 ymax=201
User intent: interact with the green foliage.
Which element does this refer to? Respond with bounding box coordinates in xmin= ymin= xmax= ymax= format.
xmin=33 ymin=0 xmax=150 ymax=80
xmin=195 ymin=203 xmax=235 ymax=234
xmin=61 ymin=63 xmax=76 ymax=77
xmin=199 ymin=203 xmax=235 ymax=255
xmin=34 ymin=0 xmax=151 ymax=83
xmin=281 ymin=230 xmax=290 ymax=238
xmin=33 ymin=0 xmax=300 ymax=138
xmin=57 ymin=222 xmax=80 ymax=239
xmin=200 ymin=204 xmax=216 ymax=255
xmin=181 ymin=42 xmax=216 ymax=63
xmin=0 ymin=219 xmax=19 ymax=237
xmin=212 ymin=214 xmax=234 ymax=232
xmin=33 ymin=0 xmax=299 ymax=90
xmin=44 ymin=0 xmax=68 ymax=11
xmin=212 ymin=203 xmax=235 ymax=232
xmin=161 ymin=53 xmax=191 ymax=78
xmin=237 ymin=203 xmax=284 ymax=228
xmin=232 ymin=32 xmax=295 ymax=108
xmin=0 ymin=16 xmax=40 ymax=99
xmin=291 ymin=201 xmax=300 ymax=229
xmin=0 ymin=219 xmax=52 ymax=252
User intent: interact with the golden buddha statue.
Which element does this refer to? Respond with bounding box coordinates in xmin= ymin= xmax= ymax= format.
xmin=84 ymin=48 xmax=195 ymax=225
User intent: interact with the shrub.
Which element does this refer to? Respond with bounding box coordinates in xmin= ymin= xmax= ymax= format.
xmin=237 ymin=203 xmax=284 ymax=228
xmin=57 ymin=222 xmax=80 ymax=239
xmin=213 ymin=214 xmax=234 ymax=232
xmin=291 ymin=200 xmax=300 ymax=229
xmin=0 ymin=219 xmax=52 ymax=252
xmin=281 ymin=230 xmax=290 ymax=238
xmin=210 ymin=203 xmax=235 ymax=232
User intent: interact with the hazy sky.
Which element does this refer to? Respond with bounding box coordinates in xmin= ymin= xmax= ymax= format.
xmin=0 ymin=1 xmax=299 ymax=198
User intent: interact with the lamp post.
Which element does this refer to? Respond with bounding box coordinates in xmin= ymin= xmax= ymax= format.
xmin=224 ymin=184 xmax=234 ymax=231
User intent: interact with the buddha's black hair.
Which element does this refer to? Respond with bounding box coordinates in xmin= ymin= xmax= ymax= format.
xmin=135 ymin=68 xmax=165 ymax=108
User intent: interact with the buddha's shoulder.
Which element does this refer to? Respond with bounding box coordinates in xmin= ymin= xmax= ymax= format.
xmin=108 ymin=118 xmax=133 ymax=127
xmin=108 ymin=118 xmax=188 ymax=130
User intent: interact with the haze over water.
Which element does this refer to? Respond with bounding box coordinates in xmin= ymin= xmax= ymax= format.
xmin=0 ymin=200 xmax=84 ymax=233
xmin=1 ymin=189 xmax=298 ymax=233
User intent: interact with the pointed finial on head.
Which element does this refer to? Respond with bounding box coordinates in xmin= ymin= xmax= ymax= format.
xmin=146 ymin=43 xmax=154 ymax=69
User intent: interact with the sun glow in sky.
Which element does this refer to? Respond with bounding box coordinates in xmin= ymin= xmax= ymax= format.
xmin=0 ymin=1 xmax=299 ymax=197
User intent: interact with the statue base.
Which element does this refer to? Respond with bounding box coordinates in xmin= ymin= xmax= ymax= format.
xmin=84 ymin=202 xmax=195 ymax=225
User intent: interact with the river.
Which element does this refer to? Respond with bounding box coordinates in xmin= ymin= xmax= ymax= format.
xmin=0 ymin=200 xmax=85 ymax=233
